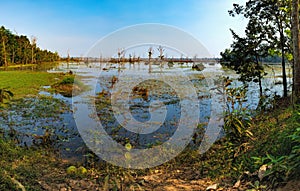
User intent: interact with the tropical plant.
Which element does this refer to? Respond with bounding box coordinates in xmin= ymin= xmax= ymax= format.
xmin=223 ymin=78 xmax=253 ymax=143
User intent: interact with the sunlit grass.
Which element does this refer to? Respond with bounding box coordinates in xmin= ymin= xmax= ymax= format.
xmin=0 ymin=71 xmax=61 ymax=98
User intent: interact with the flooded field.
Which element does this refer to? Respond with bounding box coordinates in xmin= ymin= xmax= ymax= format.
xmin=0 ymin=61 xmax=291 ymax=162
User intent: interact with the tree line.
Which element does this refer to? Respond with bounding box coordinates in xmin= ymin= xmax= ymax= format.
xmin=0 ymin=26 xmax=59 ymax=67
xmin=220 ymin=0 xmax=300 ymax=102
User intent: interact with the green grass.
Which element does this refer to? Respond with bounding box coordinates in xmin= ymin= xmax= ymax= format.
xmin=195 ymin=101 xmax=300 ymax=189
xmin=0 ymin=137 xmax=66 ymax=191
xmin=0 ymin=71 xmax=62 ymax=98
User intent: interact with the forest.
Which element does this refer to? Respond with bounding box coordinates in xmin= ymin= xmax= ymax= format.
xmin=0 ymin=26 xmax=59 ymax=67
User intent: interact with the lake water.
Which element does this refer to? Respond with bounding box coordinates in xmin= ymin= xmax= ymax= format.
xmin=0 ymin=61 xmax=291 ymax=162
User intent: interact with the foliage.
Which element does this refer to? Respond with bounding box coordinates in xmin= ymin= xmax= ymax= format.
xmin=261 ymin=55 xmax=282 ymax=63
xmin=220 ymin=28 xmax=269 ymax=82
xmin=52 ymin=75 xmax=88 ymax=97
xmin=288 ymin=126 xmax=300 ymax=177
xmin=198 ymin=101 xmax=300 ymax=189
xmin=224 ymin=78 xmax=253 ymax=143
xmin=0 ymin=136 xmax=63 ymax=190
xmin=0 ymin=26 xmax=59 ymax=66
xmin=220 ymin=27 xmax=267 ymax=96
xmin=0 ymin=96 xmax=76 ymax=147
xmin=0 ymin=87 xmax=13 ymax=103
xmin=59 ymin=76 xmax=75 ymax=85
xmin=224 ymin=0 xmax=292 ymax=97
xmin=251 ymin=108 xmax=300 ymax=187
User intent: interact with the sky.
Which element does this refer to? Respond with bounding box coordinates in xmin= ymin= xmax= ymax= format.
xmin=0 ymin=0 xmax=247 ymax=58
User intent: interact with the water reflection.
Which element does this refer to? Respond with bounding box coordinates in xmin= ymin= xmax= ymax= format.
xmin=60 ymin=62 xmax=290 ymax=161
xmin=0 ymin=61 xmax=290 ymax=162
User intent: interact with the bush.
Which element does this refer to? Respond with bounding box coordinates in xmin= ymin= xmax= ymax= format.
xmin=60 ymin=76 xmax=75 ymax=85
xmin=224 ymin=78 xmax=253 ymax=143
xmin=251 ymin=106 xmax=300 ymax=187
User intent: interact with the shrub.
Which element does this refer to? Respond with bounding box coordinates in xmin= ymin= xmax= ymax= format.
xmin=223 ymin=78 xmax=253 ymax=143
xmin=60 ymin=76 xmax=74 ymax=85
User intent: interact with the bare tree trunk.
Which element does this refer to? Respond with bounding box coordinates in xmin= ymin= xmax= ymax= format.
xmin=31 ymin=46 xmax=34 ymax=64
xmin=292 ymin=0 xmax=300 ymax=101
xmin=280 ymin=34 xmax=288 ymax=97
xmin=31 ymin=36 xmax=36 ymax=64
xmin=148 ymin=56 xmax=152 ymax=73
xmin=258 ymin=74 xmax=263 ymax=97
xmin=148 ymin=47 xmax=153 ymax=73
xmin=12 ymin=48 xmax=15 ymax=64
xmin=2 ymin=37 xmax=7 ymax=68
xmin=255 ymin=54 xmax=263 ymax=97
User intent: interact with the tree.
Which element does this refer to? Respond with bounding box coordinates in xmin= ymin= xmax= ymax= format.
xmin=0 ymin=26 xmax=9 ymax=67
xmin=1 ymin=35 xmax=8 ymax=67
xmin=221 ymin=26 xmax=268 ymax=97
xmin=20 ymin=35 xmax=31 ymax=64
xmin=117 ymin=48 xmax=125 ymax=63
xmin=0 ymin=26 xmax=60 ymax=66
xmin=229 ymin=0 xmax=291 ymax=97
xmin=157 ymin=45 xmax=165 ymax=69
xmin=9 ymin=35 xmax=17 ymax=64
xmin=157 ymin=45 xmax=164 ymax=60
xmin=148 ymin=47 xmax=154 ymax=73
xmin=291 ymin=0 xmax=300 ymax=99
xmin=31 ymin=36 xmax=37 ymax=64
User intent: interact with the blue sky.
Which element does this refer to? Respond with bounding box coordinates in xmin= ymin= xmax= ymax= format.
xmin=0 ymin=0 xmax=247 ymax=57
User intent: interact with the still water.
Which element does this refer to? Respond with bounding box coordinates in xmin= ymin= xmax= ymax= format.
xmin=0 ymin=61 xmax=290 ymax=162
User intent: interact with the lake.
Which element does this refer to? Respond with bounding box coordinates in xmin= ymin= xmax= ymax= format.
xmin=0 ymin=61 xmax=291 ymax=163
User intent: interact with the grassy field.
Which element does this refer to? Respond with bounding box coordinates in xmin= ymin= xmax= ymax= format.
xmin=0 ymin=71 xmax=62 ymax=98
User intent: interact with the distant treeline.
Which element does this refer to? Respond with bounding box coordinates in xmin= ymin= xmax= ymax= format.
xmin=0 ymin=26 xmax=60 ymax=67
xmin=261 ymin=55 xmax=282 ymax=63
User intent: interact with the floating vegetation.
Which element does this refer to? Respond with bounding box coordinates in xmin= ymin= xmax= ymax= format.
xmin=0 ymin=96 xmax=77 ymax=148
xmin=52 ymin=74 xmax=88 ymax=97
xmin=167 ymin=61 xmax=174 ymax=68
xmin=192 ymin=63 xmax=205 ymax=71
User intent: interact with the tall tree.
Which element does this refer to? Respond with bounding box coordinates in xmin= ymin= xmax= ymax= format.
xmin=0 ymin=26 xmax=59 ymax=66
xmin=0 ymin=26 xmax=9 ymax=67
xmin=221 ymin=24 xmax=268 ymax=97
xmin=31 ymin=36 xmax=37 ymax=64
xmin=291 ymin=0 xmax=300 ymax=99
xmin=229 ymin=0 xmax=291 ymax=97
xmin=1 ymin=35 xmax=8 ymax=68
